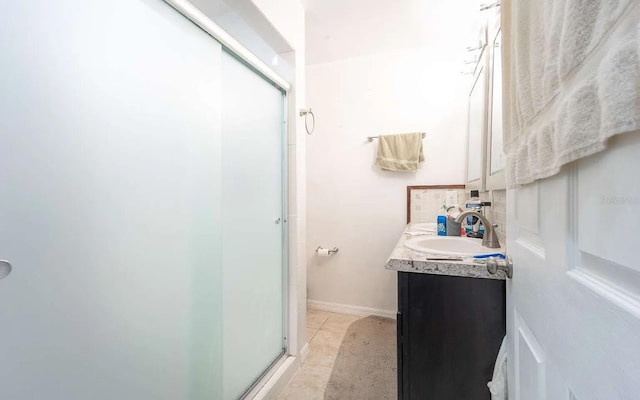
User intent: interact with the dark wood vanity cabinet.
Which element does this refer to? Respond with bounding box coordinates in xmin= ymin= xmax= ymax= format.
xmin=397 ymin=272 xmax=506 ymax=400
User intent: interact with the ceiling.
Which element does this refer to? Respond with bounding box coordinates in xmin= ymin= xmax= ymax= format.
xmin=303 ymin=0 xmax=483 ymax=65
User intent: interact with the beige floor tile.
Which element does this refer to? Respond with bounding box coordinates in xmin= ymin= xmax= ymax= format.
xmin=310 ymin=329 xmax=344 ymax=349
xmin=279 ymin=313 xmax=371 ymax=398
xmin=277 ymin=363 xmax=333 ymax=400
xmin=306 ymin=308 xmax=332 ymax=329
xmin=320 ymin=313 xmax=363 ymax=333
xmin=305 ymin=330 xmax=345 ymax=368
xmin=306 ymin=327 xmax=319 ymax=343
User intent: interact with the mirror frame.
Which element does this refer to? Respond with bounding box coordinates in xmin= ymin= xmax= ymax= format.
xmin=465 ymin=43 xmax=489 ymax=191
xmin=485 ymin=16 xmax=506 ymax=190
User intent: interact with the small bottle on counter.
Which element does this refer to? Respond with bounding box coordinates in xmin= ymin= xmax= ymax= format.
xmin=437 ymin=215 xmax=447 ymax=236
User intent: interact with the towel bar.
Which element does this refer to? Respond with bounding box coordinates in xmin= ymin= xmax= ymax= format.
xmin=299 ymin=108 xmax=315 ymax=135
xmin=480 ymin=2 xmax=500 ymax=11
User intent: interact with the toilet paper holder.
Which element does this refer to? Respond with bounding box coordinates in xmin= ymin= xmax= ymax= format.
xmin=315 ymin=246 xmax=339 ymax=255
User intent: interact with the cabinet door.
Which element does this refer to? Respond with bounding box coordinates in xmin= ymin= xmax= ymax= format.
xmin=399 ymin=272 xmax=505 ymax=399
xmin=398 ymin=273 xmax=409 ymax=399
xmin=397 ymin=310 xmax=404 ymax=400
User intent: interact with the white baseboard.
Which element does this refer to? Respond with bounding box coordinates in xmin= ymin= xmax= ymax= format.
xmin=249 ymin=355 xmax=299 ymax=400
xmin=307 ymin=299 xmax=396 ymax=319
xmin=299 ymin=343 xmax=310 ymax=365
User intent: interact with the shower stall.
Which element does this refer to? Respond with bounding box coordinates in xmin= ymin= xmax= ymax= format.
xmin=0 ymin=0 xmax=289 ymax=398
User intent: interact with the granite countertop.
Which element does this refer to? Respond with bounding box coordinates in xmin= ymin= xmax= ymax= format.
xmin=384 ymin=223 xmax=507 ymax=281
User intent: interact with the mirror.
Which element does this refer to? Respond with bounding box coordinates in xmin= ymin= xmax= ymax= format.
xmin=464 ymin=11 xmax=506 ymax=192
xmin=486 ymin=26 xmax=506 ymax=190
xmin=466 ymin=48 xmax=487 ymax=190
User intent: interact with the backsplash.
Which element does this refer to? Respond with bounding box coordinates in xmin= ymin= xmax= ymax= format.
xmin=409 ymin=187 xmax=467 ymax=223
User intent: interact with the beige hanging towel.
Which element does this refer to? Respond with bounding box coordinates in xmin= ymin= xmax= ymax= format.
xmin=375 ymin=132 xmax=424 ymax=172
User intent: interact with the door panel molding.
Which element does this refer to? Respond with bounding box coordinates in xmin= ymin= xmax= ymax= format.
xmin=514 ymin=310 xmax=546 ymax=400
xmin=514 ymin=238 xmax=546 ymax=261
xmin=568 ymin=269 xmax=640 ymax=319
xmin=567 ymin=142 xmax=640 ymax=318
xmin=515 ymin=182 xmax=545 ymax=252
xmin=515 ymin=182 xmax=541 ymax=234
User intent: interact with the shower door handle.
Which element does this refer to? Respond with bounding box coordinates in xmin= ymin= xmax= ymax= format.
xmin=275 ymin=218 xmax=281 ymax=224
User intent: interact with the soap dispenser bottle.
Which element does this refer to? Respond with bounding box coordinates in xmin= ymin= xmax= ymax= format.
xmin=437 ymin=215 xmax=447 ymax=236
xmin=437 ymin=203 xmax=447 ymax=236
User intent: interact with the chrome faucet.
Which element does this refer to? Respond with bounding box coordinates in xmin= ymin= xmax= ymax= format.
xmin=454 ymin=211 xmax=501 ymax=249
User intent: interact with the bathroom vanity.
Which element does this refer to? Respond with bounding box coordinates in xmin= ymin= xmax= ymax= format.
xmin=386 ymin=224 xmax=506 ymax=400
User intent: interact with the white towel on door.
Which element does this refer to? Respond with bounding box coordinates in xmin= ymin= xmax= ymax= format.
xmin=503 ymin=0 xmax=640 ymax=187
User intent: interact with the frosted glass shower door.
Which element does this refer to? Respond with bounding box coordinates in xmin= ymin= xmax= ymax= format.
xmin=221 ymin=51 xmax=286 ymax=399
xmin=0 ymin=1 xmax=224 ymax=399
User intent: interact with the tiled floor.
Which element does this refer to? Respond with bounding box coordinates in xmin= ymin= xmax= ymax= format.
xmin=277 ymin=308 xmax=362 ymax=400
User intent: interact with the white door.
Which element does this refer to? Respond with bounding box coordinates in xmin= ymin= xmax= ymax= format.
xmin=506 ymin=132 xmax=640 ymax=399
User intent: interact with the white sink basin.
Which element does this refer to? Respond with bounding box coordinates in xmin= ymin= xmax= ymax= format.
xmin=404 ymin=236 xmax=502 ymax=257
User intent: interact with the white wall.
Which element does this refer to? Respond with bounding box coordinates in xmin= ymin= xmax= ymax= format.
xmin=305 ymin=1 xmax=479 ymax=314
xmin=304 ymin=0 xmax=481 ymax=65
xmin=251 ymin=0 xmax=301 ymax=50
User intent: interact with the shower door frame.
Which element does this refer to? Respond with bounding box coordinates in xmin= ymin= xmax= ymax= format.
xmin=223 ymin=51 xmax=290 ymax=399
xmin=163 ymin=0 xmax=294 ymax=397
